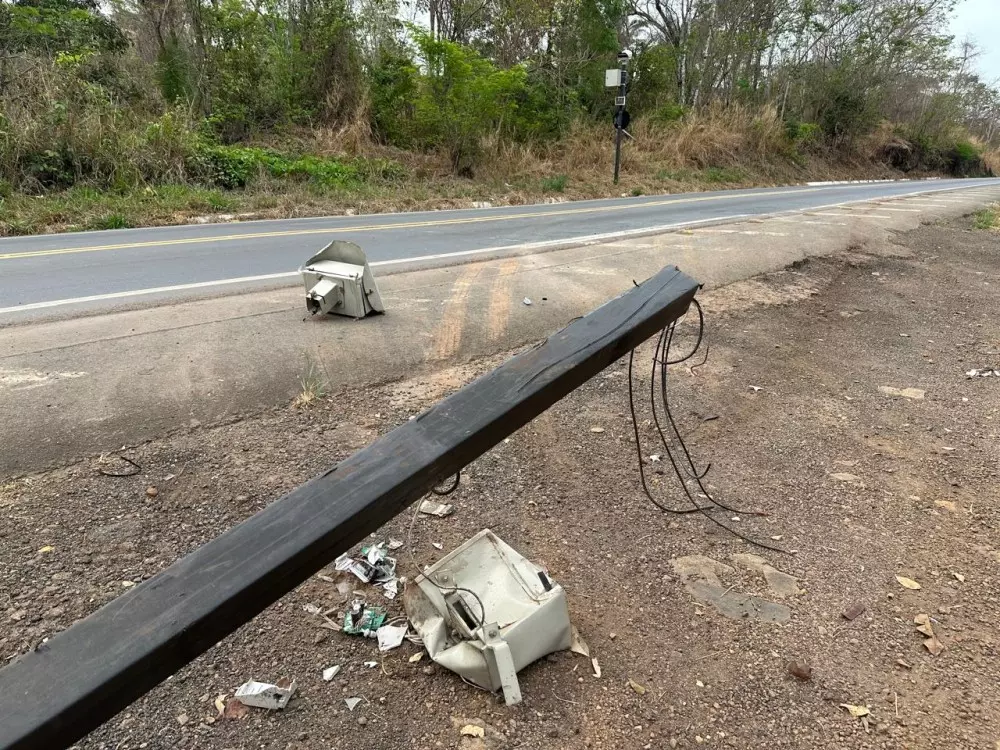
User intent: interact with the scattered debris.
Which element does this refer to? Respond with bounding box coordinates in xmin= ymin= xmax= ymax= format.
xmin=840 ymin=704 xmax=871 ymax=732
xmin=37 ymin=545 xmax=53 ymax=554
xmin=388 ymin=539 xmax=405 ymax=550
xmin=569 ymin=627 xmax=590 ymax=658
xmin=523 ymin=297 xmax=533 ymax=306
xmin=303 ymin=603 xmax=322 ymax=615
xmin=404 ymin=529 xmax=572 ymax=706
xmin=966 ymin=368 xmax=1000 ymax=378
xmin=363 ymin=661 xmax=378 ymax=669
xmin=628 ymin=678 xmax=647 ymax=695
xmin=345 ymin=697 xmax=363 ymax=711
xmin=952 ymin=572 xmax=965 ymax=583
xmin=419 ymin=500 xmax=454 ymax=517
xmin=748 ymin=385 xmax=763 ymax=392
xmin=896 ymin=658 xmax=912 ymax=670
xmin=648 ymin=454 xmax=661 ymax=462
xmin=914 ymin=614 xmax=945 ymax=656
xmin=879 ymin=385 xmax=925 ymax=400
xmin=787 ymin=660 xmax=812 ymax=681
xmin=895 ymin=575 xmax=922 ymax=590
xmin=409 ymin=652 xmax=424 ymax=663
xmin=322 ymin=665 xmax=341 ymax=681
xmin=592 ymin=658 xmax=601 ymax=678
xmin=590 ymin=426 xmax=605 ymax=433
xmin=234 ymin=679 xmax=296 ymax=710
xmin=377 ymin=622 xmax=409 ymax=652
xmin=461 ymin=725 xmax=485 ymax=738
xmin=343 ymin=600 xmax=387 ymax=637
xmin=335 ymin=546 xmax=398 ymax=599
xmin=842 ymin=602 xmax=866 ymax=621
xmin=431 ymin=542 xmax=443 ymax=550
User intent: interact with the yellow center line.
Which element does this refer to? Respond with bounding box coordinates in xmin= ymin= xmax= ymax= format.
xmin=0 ymin=188 xmax=829 ymax=262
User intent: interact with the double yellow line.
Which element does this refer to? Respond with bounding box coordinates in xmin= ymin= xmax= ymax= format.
xmin=0 ymin=187 xmax=825 ymax=262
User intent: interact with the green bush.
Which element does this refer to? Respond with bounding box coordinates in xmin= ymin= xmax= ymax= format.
xmin=650 ymin=103 xmax=688 ymax=124
xmin=541 ymin=174 xmax=568 ymax=192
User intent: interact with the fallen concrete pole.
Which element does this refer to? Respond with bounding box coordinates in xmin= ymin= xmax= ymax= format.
xmin=0 ymin=265 xmax=700 ymax=750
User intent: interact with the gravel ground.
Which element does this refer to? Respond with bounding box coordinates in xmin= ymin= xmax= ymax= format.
xmin=3 ymin=217 xmax=1000 ymax=750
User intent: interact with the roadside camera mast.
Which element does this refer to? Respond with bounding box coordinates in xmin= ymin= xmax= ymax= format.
xmin=606 ymin=49 xmax=632 ymax=184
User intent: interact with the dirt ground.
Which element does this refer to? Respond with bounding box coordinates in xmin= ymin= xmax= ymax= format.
xmin=3 ymin=216 xmax=1000 ymax=750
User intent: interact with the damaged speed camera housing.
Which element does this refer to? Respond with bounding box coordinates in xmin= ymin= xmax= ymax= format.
xmin=299 ymin=240 xmax=384 ymax=319
xmin=403 ymin=529 xmax=572 ymax=706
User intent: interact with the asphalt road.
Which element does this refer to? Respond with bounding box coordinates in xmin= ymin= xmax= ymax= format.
xmin=2 ymin=178 xmax=999 ymax=318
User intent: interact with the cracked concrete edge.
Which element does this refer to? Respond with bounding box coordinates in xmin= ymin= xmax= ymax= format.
xmin=1 ymin=188 xmax=997 ymax=478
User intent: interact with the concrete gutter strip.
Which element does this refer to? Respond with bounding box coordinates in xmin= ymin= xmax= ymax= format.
xmin=2 ymin=188 xmax=998 ymax=476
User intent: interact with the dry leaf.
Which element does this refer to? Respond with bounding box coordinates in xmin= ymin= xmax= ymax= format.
xmin=591 ymin=658 xmax=601 ymax=678
xmin=914 ymin=613 xmax=935 ymax=637
xmin=460 ymin=725 xmax=485 ymax=738
xmin=895 ymin=575 xmax=921 ymax=590
xmin=924 ymin=635 xmax=945 ymax=656
xmin=628 ymin=678 xmax=647 ymax=695
xmin=840 ymin=703 xmax=870 ymax=718
xmin=409 ymin=652 xmax=424 ymax=663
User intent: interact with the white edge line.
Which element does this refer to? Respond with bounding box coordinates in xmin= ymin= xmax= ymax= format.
xmin=0 ymin=215 xmax=750 ymax=315
xmin=3 ymin=180 xmax=998 ymax=316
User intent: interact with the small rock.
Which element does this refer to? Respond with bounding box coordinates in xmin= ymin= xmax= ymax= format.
xmin=787 ymin=660 xmax=812 ymax=681
xmin=235 ymin=494 xmax=249 ymax=504
xmin=842 ymin=602 xmax=866 ymax=621
xmin=145 ymin=487 xmax=158 ymax=498
xmin=357 ymin=716 xmax=368 ymax=726
xmin=176 ymin=714 xmax=189 ymax=726
xmin=422 ymin=665 xmax=435 ymax=676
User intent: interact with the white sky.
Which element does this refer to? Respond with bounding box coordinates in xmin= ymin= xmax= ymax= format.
xmin=951 ymin=0 xmax=1000 ymax=82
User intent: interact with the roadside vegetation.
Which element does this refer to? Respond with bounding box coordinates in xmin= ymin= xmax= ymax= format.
xmin=973 ymin=206 xmax=999 ymax=230
xmin=1 ymin=0 xmax=998 ymax=236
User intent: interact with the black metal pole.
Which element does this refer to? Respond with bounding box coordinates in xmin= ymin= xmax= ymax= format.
xmin=0 ymin=266 xmax=700 ymax=750
xmin=613 ymin=61 xmax=626 ymax=184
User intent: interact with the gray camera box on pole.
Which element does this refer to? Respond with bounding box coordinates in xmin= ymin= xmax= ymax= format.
xmin=299 ymin=240 xmax=385 ymax=319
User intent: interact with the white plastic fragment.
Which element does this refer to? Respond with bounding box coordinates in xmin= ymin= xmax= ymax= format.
xmin=419 ymin=500 xmax=454 ymax=517
xmin=377 ymin=623 xmax=409 ymax=652
xmin=322 ymin=665 xmax=341 ymax=681
xmin=234 ymin=680 xmax=296 ymax=710
xmin=345 ymin=697 xmax=363 ymax=711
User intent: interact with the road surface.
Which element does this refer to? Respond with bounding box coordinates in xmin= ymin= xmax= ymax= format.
xmin=2 ymin=178 xmax=998 ymax=318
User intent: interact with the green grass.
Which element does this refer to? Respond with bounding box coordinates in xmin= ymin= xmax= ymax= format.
xmin=973 ymin=206 xmax=998 ymax=230
xmin=541 ymin=173 xmax=568 ymax=192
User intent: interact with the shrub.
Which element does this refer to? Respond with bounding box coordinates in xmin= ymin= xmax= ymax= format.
xmin=541 ymin=174 xmax=568 ymax=192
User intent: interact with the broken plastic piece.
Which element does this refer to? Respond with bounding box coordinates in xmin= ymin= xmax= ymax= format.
xmin=419 ymin=500 xmax=454 ymax=517
xmin=234 ymin=679 xmax=296 ymax=710
xmin=322 ymin=665 xmax=341 ymax=681
xmin=377 ymin=623 xmax=408 ymax=652
xmin=403 ymin=529 xmax=572 ymax=706
xmin=345 ymin=697 xmax=363 ymax=711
